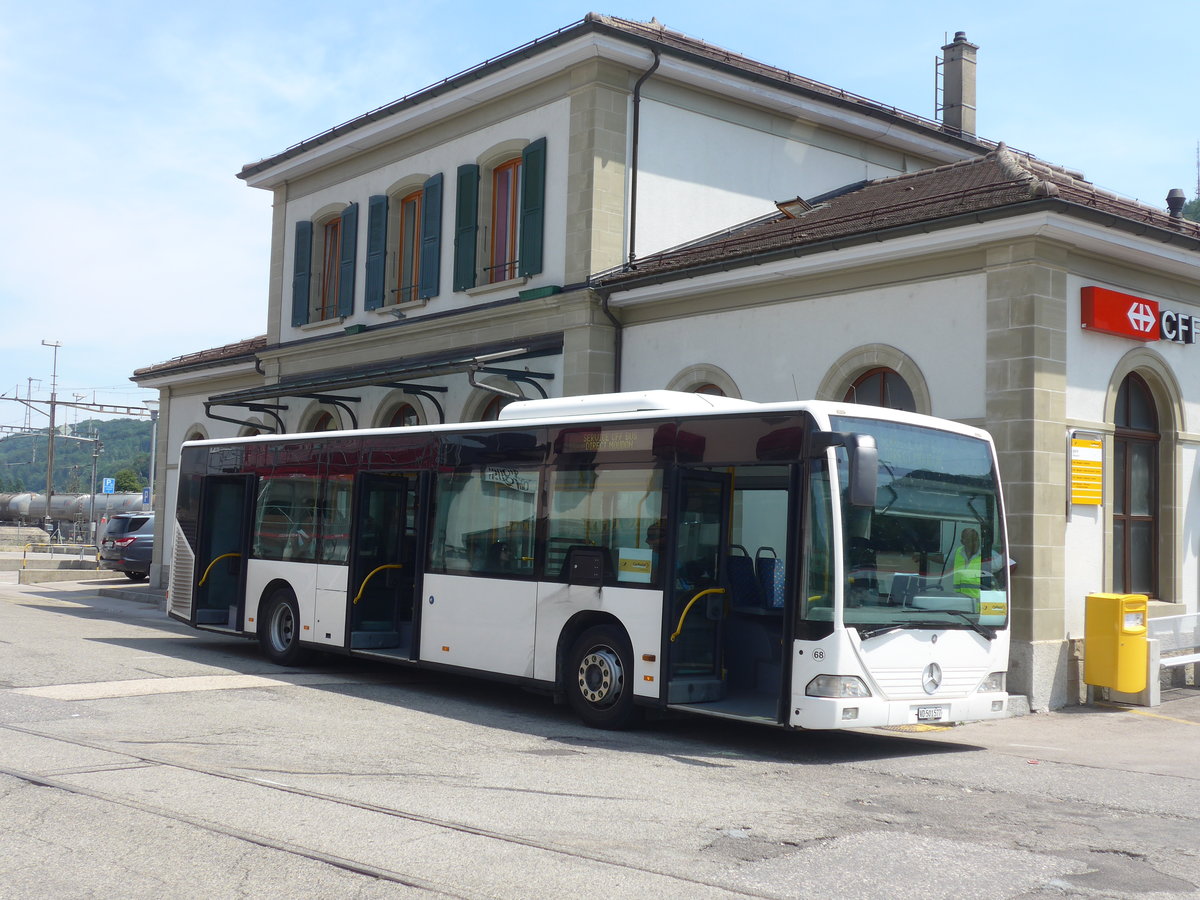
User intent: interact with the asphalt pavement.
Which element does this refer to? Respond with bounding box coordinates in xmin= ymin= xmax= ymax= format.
xmin=1 ymin=572 xmax=1198 ymax=899
xmin=6 ymin=567 xmax=1198 ymax=778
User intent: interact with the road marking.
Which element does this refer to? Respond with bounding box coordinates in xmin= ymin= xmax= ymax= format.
xmin=10 ymin=673 xmax=355 ymax=701
xmin=877 ymin=723 xmax=953 ymax=733
xmin=1123 ymin=707 xmax=1200 ymax=726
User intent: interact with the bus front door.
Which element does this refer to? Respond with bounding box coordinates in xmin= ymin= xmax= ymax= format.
xmin=347 ymin=471 xmax=426 ymax=659
xmin=666 ymin=465 xmax=792 ymax=724
xmin=193 ymin=474 xmax=254 ymax=630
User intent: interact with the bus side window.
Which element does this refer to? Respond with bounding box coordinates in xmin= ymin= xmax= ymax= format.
xmin=318 ymin=475 xmax=352 ymax=564
xmin=802 ymin=462 xmax=835 ymax=620
xmin=429 ymin=468 xmax=539 ymax=577
xmin=546 ymin=467 xmax=662 ymax=585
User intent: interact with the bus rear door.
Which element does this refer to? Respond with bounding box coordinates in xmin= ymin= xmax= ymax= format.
xmin=666 ymin=469 xmax=730 ymax=704
xmin=347 ymin=471 xmax=427 ymax=659
xmin=192 ymin=474 xmax=254 ymax=630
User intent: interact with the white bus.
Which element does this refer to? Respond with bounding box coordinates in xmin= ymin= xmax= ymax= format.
xmin=169 ymin=391 xmax=1010 ymax=730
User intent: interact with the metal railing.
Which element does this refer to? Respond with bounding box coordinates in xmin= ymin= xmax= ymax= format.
xmin=22 ymin=543 xmax=99 ymax=568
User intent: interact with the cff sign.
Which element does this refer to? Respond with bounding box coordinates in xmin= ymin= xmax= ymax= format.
xmin=1081 ymin=286 xmax=1197 ymax=344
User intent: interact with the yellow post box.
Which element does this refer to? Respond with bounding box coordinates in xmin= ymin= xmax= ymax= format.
xmin=1083 ymin=593 xmax=1148 ymax=693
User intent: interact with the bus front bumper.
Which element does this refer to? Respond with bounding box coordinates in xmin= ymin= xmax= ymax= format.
xmin=790 ymin=691 xmax=1010 ymax=730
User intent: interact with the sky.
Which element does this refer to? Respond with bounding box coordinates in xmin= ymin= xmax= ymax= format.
xmin=1 ymin=0 xmax=1197 ymax=432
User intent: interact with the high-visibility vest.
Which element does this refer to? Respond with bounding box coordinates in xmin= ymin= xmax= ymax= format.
xmin=952 ymin=547 xmax=982 ymax=599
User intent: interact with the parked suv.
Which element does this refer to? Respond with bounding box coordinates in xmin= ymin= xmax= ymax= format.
xmin=99 ymin=513 xmax=154 ymax=581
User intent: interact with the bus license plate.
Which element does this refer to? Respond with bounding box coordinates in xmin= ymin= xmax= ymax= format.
xmin=916 ymin=706 xmax=944 ymax=722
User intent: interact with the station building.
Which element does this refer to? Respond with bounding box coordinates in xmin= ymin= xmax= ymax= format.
xmin=134 ymin=15 xmax=1200 ymax=711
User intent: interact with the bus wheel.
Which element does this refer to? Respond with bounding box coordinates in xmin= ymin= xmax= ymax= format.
xmin=566 ymin=625 xmax=642 ymax=730
xmin=259 ymin=589 xmax=310 ymax=666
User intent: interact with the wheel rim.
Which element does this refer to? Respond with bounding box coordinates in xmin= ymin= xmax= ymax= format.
xmin=269 ymin=601 xmax=295 ymax=653
xmin=577 ymin=645 xmax=623 ymax=707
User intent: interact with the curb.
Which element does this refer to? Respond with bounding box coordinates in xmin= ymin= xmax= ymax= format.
xmin=97 ymin=585 xmax=168 ymax=609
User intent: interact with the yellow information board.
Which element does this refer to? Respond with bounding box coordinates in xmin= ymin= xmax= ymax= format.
xmin=1070 ymin=435 xmax=1103 ymax=505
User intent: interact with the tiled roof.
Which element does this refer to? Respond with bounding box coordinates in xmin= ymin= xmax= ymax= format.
xmin=600 ymin=146 xmax=1200 ymax=287
xmin=239 ymin=14 xmax=984 ymax=181
xmin=133 ymin=335 xmax=266 ymax=379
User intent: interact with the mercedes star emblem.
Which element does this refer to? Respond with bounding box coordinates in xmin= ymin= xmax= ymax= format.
xmin=922 ymin=662 xmax=943 ymax=695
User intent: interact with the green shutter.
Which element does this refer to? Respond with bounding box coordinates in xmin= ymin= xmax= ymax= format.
xmin=291 ymin=219 xmax=313 ymax=326
xmin=418 ymin=173 xmax=443 ymax=299
xmin=337 ymin=202 xmax=358 ymax=318
xmin=453 ymin=164 xmax=479 ymax=291
xmin=518 ymin=138 xmax=546 ymax=278
xmin=365 ymin=195 xmax=388 ymax=310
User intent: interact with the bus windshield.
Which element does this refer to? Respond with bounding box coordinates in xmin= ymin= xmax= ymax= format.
xmin=830 ymin=416 xmax=1009 ymax=636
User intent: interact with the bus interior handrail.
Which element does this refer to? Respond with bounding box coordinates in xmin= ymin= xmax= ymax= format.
xmin=198 ymin=553 xmax=243 ymax=587
xmin=351 ymin=564 xmax=405 ymax=605
xmin=669 ymin=588 xmax=726 ymax=642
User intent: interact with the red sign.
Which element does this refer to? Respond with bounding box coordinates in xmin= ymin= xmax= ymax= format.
xmin=1080 ymin=289 xmax=1161 ymax=340
xmin=1080 ymin=287 xmax=1159 ymax=342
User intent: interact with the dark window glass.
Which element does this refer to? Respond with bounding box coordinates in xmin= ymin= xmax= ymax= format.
xmin=480 ymin=395 xmax=509 ymax=422
xmin=844 ymin=368 xmax=916 ymax=412
xmin=1113 ymin=373 xmax=1158 ymax=596
xmin=387 ymin=403 xmax=419 ymax=428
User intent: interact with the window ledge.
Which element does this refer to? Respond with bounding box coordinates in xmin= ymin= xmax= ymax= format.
xmin=299 ymin=316 xmax=345 ymax=332
xmin=466 ymin=275 xmax=528 ymax=298
xmin=372 ymin=300 xmax=428 ymax=319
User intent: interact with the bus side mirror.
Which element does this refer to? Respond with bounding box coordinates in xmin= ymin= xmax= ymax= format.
xmin=846 ymin=435 xmax=878 ymax=508
xmin=809 ymin=431 xmax=878 ymax=508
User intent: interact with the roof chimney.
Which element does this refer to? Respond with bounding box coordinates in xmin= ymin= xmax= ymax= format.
xmin=940 ymin=31 xmax=978 ymax=137
xmin=1167 ymin=188 xmax=1186 ymax=219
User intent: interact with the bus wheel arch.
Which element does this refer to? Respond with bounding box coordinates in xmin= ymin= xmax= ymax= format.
xmin=562 ymin=618 xmax=643 ymax=730
xmin=257 ymin=582 xmax=312 ymax=666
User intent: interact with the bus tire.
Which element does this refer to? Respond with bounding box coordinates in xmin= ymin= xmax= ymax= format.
xmin=259 ymin=588 xmax=311 ymax=666
xmin=566 ymin=625 xmax=642 ymax=730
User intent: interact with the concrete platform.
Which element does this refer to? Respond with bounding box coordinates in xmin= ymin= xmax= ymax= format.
xmin=18 ymin=568 xmax=111 ymax=584
xmin=0 ymin=558 xmax=99 ymax=572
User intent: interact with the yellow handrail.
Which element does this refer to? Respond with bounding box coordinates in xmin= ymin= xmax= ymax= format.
xmin=351 ymin=564 xmax=404 ymax=605
xmin=198 ymin=552 xmax=242 ymax=587
xmin=669 ymin=588 xmax=726 ymax=642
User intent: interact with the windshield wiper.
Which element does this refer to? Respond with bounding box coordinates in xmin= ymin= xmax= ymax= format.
xmin=940 ymin=609 xmax=997 ymax=640
xmin=856 ymin=611 xmax=996 ymax=642
xmin=857 ymin=623 xmax=906 ymax=640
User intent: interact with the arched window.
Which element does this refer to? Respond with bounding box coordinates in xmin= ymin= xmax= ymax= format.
xmin=480 ymin=395 xmax=509 ymax=421
xmin=843 ymin=368 xmax=916 ymax=412
xmin=1113 ymin=373 xmax=1159 ymax=595
xmin=386 ymin=403 xmax=419 ymax=428
xmin=311 ymin=411 xmax=337 ymax=432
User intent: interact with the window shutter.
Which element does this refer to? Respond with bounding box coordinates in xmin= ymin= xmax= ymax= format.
xmin=453 ymin=164 xmax=479 ymax=291
xmin=518 ymin=137 xmax=546 ymax=278
xmin=337 ymin=202 xmax=358 ymax=318
xmin=291 ymin=220 xmax=313 ymax=326
xmin=418 ymin=173 xmax=443 ymax=299
xmin=364 ymin=195 xmax=389 ymax=311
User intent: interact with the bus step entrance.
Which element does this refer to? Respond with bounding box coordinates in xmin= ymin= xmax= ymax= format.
xmin=667 ymin=676 xmax=724 ymax=704
xmin=350 ymin=620 xmax=408 ymax=650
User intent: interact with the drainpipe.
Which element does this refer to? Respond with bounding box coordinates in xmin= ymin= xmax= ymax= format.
xmin=604 ymin=48 xmax=661 ymax=393
xmin=627 ymin=48 xmax=660 ymax=271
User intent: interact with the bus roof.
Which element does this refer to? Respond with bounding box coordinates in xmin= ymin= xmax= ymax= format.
xmin=498 ymin=390 xmax=757 ymax=420
xmin=181 ymin=391 xmax=993 ymax=448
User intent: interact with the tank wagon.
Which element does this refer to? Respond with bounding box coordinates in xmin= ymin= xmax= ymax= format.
xmin=0 ymin=492 xmax=148 ymax=535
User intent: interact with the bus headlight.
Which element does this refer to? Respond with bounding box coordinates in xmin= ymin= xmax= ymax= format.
xmin=979 ymin=671 xmax=1006 ymax=693
xmin=806 ymin=675 xmax=872 ymax=698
